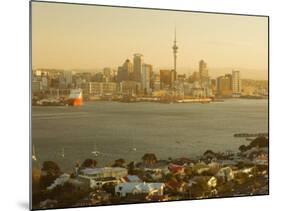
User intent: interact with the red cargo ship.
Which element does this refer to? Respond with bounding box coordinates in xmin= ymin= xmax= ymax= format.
xmin=68 ymin=89 xmax=83 ymax=106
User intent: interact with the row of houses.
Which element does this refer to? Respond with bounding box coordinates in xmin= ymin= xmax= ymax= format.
xmin=44 ymin=155 xmax=267 ymax=204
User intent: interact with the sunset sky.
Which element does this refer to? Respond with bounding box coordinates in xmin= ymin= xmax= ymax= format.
xmin=32 ymin=2 xmax=268 ymax=79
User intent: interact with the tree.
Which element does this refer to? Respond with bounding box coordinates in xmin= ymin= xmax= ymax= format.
xmin=112 ymin=158 xmax=126 ymax=167
xmin=127 ymin=161 xmax=135 ymax=174
xmin=249 ymin=136 xmax=268 ymax=148
xmin=81 ymin=158 xmax=97 ymax=169
xmin=39 ymin=161 xmax=61 ymax=189
xmin=142 ymin=153 xmax=157 ymax=165
xmin=239 ymin=145 xmax=248 ymax=152
xmin=203 ymin=150 xmax=215 ymax=156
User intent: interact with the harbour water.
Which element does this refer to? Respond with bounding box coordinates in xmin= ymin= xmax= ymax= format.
xmin=32 ymin=99 xmax=268 ymax=171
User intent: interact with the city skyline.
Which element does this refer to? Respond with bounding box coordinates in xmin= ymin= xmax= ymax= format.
xmin=32 ymin=2 xmax=268 ymax=80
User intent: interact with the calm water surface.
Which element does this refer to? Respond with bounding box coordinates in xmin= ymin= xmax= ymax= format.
xmin=32 ymin=99 xmax=268 ymax=171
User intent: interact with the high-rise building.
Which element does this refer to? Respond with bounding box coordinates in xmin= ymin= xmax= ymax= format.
xmin=32 ymin=81 xmax=42 ymax=94
xmin=117 ymin=66 xmax=127 ymax=83
xmin=92 ymin=72 xmax=104 ymax=82
xmin=120 ymin=81 xmax=141 ymax=96
xmin=64 ymin=71 xmax=73 ymax=87
xmin=189 ymin=71 xmax=201 ymax=82
xmin=123 ymin=59 xmax=133 ymax=74
xmin=232 ymin=70 xmax=242 ymax=95
xmin=103 ymin=67 xmax=112 ymax=82
xmin=87 ymin=82 xmax=117 ymax=96
xmin=160 ymin=69 xmax=172 ymax=89
xmin=152 ymin=73 xmax=161 ymax=91
xmin=199 ymin=60 xmax=208 ymax=79
xmin=117 ymin=59 xmax=133 ymax=83
xmin=177 ymin=74 xmax=186 ymax=82
xmin=141 ymin=64 xmax=152 ymax=95
xmin=133 ymin=54 xmax=143 ymax=82
xmin=217 ymin=74 xmax=232 ymax=96
xmin=103 ymin=67 xmax=112 ymax=78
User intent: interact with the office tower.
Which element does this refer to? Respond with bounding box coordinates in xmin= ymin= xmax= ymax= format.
xmin=160 ymin=69 xmax=172 ymax=89
xmin=133 ymin=53 xmax=143 ymax=82
xmin=141 ymin=64 xmax=152 ymax=95
xmin=217 ymin=74 xmax=232 ymax=96
xmin=103 ymin=68 xmax=112 ymax=77
xmin=152 ymin=73 xmax=161 ymax=91
xmin=177 ymin=74 xmax=186 ymax=82
xmin=87 ymin=82 xmax=117 ymax=96
xmin=199 ymin=60 xmax=208 ymax=79
xmin=117 ymin=67 xmax=127 ymax=83
xmin=92 ymin=72 xmax=104 ymax=82
xmin=120 ymin=81 xmax=141 ymax=96
xmin=232 ymin=70 xmax=242 ymax=95
xmin=189 ymin=71 xmax=201 ymax=82
xmin=123 ymin=59 xmax=133 ymax=74
xmin=64 ymin=71 xmax=73 ymax=87
xmin=117 ymin=59 xmax=133 ymax=83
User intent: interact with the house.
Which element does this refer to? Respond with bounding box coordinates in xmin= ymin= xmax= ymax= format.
xmin=208 ymin=161 xmax=221 ymax=169
xmin=233 ymin=166 xmax=256 ymax=182
xmin=165 ymin=180 xmax=188 ymax=193
xmin=171 ymin=157 xmax=194 ymax=166
xmin=253 ymin=155 xmax=268 ymax=165
xmin=149 ymin=170 xmax=164 ymax=181
xmin=189 ymin=176 xmax=218 ymax=198
xmin=115 ymin=182 xmax=165 ymax=197
xmin=192 ymin=176 xmax=217 ymax=188
xmin=78 ymin=167 xmax=128 ymax=189
xmin=79 ymin=167 xmax=128 ymax=180
xmin=168 ymin=164 xmax=185 ymax=175
xmin=217 ymin=159 xmax=237 ymax=166
xmin=46 ymin=173 xmax=70 ymax=191
xmin=120 ymin=175 xmax=142 ymax=183
xmin=137 ymin=160 xmax=169 ymax=173
xmin=215 ymin=167 xmax=234 ymax=183
xmin=88 ymin=190 xmax=111 ymax=204
xmin=192 ymin=162 xmax=210 ymax=175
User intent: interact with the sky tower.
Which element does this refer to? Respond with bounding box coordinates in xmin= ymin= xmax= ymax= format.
xmin=172 ymin=28 xmax=178 ymax=72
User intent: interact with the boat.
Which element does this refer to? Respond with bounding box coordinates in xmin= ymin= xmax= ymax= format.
xmin=131 ymin=128 xmax=137 ymax=152
xmin=35 ymin=98 xmax=66 ymax=106
xmin=61 ymin=147 xmax=65 ymax=158
xmin=68 ymin=89 xmax=83 ymax=106
xmin=32 ymin=144 xmax=37 ymax=161
xmin=91 ymin=144 xmax=100 ymax=157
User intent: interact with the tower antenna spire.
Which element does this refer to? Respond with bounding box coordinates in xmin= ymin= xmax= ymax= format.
xmin=174 ymin=26 xmax=177 ymax=42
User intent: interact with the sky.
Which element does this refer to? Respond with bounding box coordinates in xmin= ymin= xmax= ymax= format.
xmin=32 ymin=2 xmax=268 ymax=79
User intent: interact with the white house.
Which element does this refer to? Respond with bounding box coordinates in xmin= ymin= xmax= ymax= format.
xmin=78 ymin=167 xmax=128 ymax=189
xmin=216 ymin=167 xmax=234 ymax=182
xmin=79 ymin=167 xmax=127 ymax=180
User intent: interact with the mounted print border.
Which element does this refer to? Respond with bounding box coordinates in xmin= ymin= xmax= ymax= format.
xmin=30 ymin=1 xmax=269 ymax=210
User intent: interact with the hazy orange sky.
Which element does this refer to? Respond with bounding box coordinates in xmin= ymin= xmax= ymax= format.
xmin=32 ymin=2 xmax=268 ymax=79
